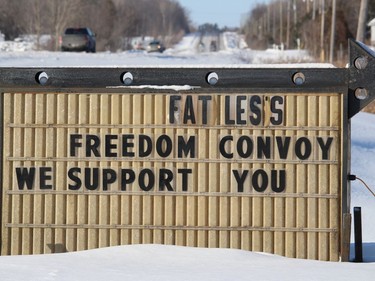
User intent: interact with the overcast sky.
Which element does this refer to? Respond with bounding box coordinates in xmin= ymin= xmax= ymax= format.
xmin=177 ymin=0 xmax=270 ymax=28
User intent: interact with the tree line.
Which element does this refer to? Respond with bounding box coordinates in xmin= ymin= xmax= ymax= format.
xmin=242 ymin=0 xmax=375 ymax=63
xmin=0 ymin=0 xmax=191 ymax=51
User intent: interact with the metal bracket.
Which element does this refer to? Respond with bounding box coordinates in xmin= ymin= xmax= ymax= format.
xmin=348 ymin=39 xmax=375 ymax=118
xmin=0 ymin=39 xmax=374 ymax=120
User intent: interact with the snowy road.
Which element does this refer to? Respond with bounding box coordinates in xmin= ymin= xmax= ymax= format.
xmin=0 ymin=32 xmax=313 ymax=67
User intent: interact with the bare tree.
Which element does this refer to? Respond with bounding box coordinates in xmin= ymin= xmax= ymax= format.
xmin=0 ymin=0 xmax=191 ymax=51
xmin=158 ymin=0 xmax=190 ymax=44
xmin=77 ymin=0 xmax=117 ymax=51
xmin=20 ymin=0 xmax=44 ymax=49
xmin=357 ymin=0 xmax=369 ymax=41
xmin=46 ymin=0 xmax=85 ymax=50
xmin=0 ymin=0 xmax=24 ymax=40
xmin=242 ymin=0 xmax=370 ymax=63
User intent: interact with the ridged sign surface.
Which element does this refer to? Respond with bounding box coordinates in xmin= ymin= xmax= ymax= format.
xmin=2 ymin=92 xmax=342 ymax=261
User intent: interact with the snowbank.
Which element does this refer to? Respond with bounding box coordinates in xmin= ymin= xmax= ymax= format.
xmin=0 ymin=244 xmax=373 ymax=281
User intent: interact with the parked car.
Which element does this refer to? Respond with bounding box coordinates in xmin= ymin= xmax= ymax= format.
xmin=147 ymin=40 xmax=165 ymax=53
xmin=60 ymin=27 xmax=96 ymax=53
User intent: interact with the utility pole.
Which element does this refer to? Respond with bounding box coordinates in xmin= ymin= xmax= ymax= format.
xmin=280 ymin=0 xmax=283 ymax=46
xmin=287 ymin=0 xmax=291 ymax=48
xmin=329 ymin=0 xmax=337 ymax=63
xmin=312 ymin=0 xmax=316 ymax=20
xmin=320 ymin=0 xmax=325 ymax=61
xmin=272 ymin=3 xmax=276 ymax=44
xmin=267 ymin=5 xmax=271 ymax=34
xmin=357 ymin=0 xmax=369 ymax=42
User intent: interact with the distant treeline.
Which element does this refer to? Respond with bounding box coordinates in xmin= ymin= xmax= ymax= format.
xmin=242 ymin=0 xmax=375 ymax=62
xmin=0 ymin=0 xmax=191 ymax=51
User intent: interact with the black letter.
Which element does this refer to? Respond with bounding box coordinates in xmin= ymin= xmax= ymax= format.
xmin=103 ymin=169 xmax=117 ymax=191
xmin=68 ymin=167 xmax=82 ymax=190
xmin=178 ymin=136 xmax=195 ymax=158
xmin=225 ymin=96 xmax=235 ymax=125
xmin=250 ymin=95 xmax=262 ymax=125
xmin=85 ymin=168 xmax=99 ymax=190
xmin=233 ymin=170 xmax=249 ymax=192
xmin=122 ymin=134 xmax=135 ymax=157
xmin=139 ymin=135 xmax=152 ymax=157
xmin=317 ymin=137 xmax=334 ymax=160
xmin=139 ymin=169 xmax=155 ymax=191
xmin=295 ymin=137 xmax=312 ymax=160
xmin=271 ymin=170 xmax=286 ymax=193
xmin=169 ymin=95 xmax=181 ymax=124
xmin=16 ymin=167 xmax=36 ymax=190
xmin=70 ymin=134 xmax=82 ymax=157
xmin=86 ymin=135 xmax=101 ymax=157
xmin=178 ymin=169 xmax=192 ymax=191
xmin=252 ymin=169 xmax=268 ymax=192
xmin=198 ymin=95 xmax=212 ymax=125
xmin=219 ymin=136 xmax=233 ymax=159
xmin=237 ymin=136 xmax=253 ymax=158
xmin=105 ymin=135 xmax=118 ymax=157
xmin=121 ymin=169 xmax=135 ymax=191
xmin=40 ymin=167 xmax=53 ymax=189
xmin=236 ymin=96 xmax=247 ymax=125
xmin=156 ymin=135 xmax=172 ymax=157
xmin=159 ymin=169 xmax=174 ymax=191
xmin=183 ymin=95 xmax=196 ymax=124
xmin=270 ymin=96 xmax=284 ymax=125
xmin=257 ymin=137 xmax=271 ymax=159
xmin=276 ymin=137 xmax=291 ymax=159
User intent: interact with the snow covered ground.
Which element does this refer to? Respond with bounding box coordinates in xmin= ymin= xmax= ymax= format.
xmin=0 ymin=32 xmax=374 ymax=280
xmin=0 ymin=243 xmax=374 ymax=281
xmin=350 ymin=112 xmax=375 ymax=247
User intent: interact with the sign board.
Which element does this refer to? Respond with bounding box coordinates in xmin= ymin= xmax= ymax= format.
xmin=1 ymin=40 xmax=374 ymax=261
xmin=1 ymin=91 xmax=342 ymax=261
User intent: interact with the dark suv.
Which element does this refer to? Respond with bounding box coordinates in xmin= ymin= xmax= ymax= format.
xmin=61 ymin=28 xmax=96 ymax=53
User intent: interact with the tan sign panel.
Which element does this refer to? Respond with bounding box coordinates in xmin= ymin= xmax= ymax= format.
xmin=1 ymin=92 xmax=342 ymax=261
